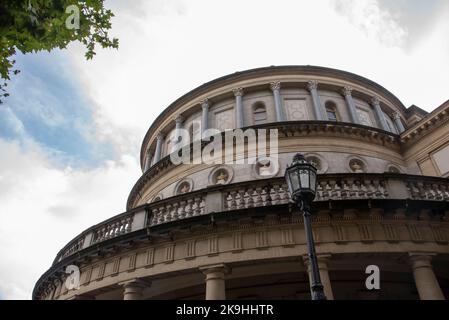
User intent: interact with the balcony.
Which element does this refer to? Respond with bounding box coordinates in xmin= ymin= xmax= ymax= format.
xmin=52 ymin=173 xmax=449 ymax=265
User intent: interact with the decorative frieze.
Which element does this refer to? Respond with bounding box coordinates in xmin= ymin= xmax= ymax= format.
xmin=382 ymin=224 xmax=400 ymax=242
xmin=111 ymin=257 xmax=121 ymax=276
xmin=208 ymin=236 xmax=219 ymax=256
xmin=185 ymin=240 xmax=196 ymax=260
xmin=232 ymin=232 xmax=243 ymax=253
xmin=145 ymin=248 xmax=155 ymax=268
xmin=255 ymin=230 xmax=269 ymax=249
xmin=430 ymin=225 xmax=448 ymax=244
xmin=358 ymin=224 xmax=374 ymax=243
xmin=333 ymin=224 xmax=348 ymax=243
xmin=96 ymin=262 xmax=105 ymax=281
xmin=128 ymin=252 xmax=137 ymax=272
xmin=408 ymin=224 xmax=424 ymax=242
xmin=164 ymin=244 xmax=175 ymax=263
xmin=281 ymin=228 xmax=295 ymax=247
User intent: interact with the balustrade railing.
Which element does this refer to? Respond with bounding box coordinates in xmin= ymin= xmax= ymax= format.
xmin=53 ymin=173 xmax=449 ymax=264
xmin=406 ymin=180 xmax=449 ymax=201
xmin=223 ymin=181 xmax=290 ymax=210
xmin=316 ymin=177 xmax=389 ymax=201
xmin=149 ymin=192 xmax=206 ymax=226
xmin=91 ymin=214 xmax=134 ymax=244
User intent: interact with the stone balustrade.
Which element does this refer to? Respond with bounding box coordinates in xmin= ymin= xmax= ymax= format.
xmin=406 ymin=180 xmax=449 ymax=201
xmin=316 ymin=176 xmax=389 ymax=201
xmin=149 ymin=192 xmax=206 ymax=226
xmin=53 ymin=173 xmax=449 ymax=264
xmin=223 ymin=181 xmax=290 ymax=211
xmin=91 ymin=214 xmax=134 ymax=244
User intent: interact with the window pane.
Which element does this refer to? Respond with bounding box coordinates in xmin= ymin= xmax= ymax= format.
xmin=327 ymin=110 xmax=337 ymax=122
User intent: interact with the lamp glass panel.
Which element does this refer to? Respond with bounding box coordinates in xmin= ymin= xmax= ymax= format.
xmin=288 ymin=169 xmax=300 ymax=192
xmin=310 ymin=170 xmax=316 ymax=192
xmin=299 ymin=169 xmax=309 ymax=189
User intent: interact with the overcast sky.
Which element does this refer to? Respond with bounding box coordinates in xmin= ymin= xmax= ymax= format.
xmin=0 ymin=0 xmax=448 ymax=300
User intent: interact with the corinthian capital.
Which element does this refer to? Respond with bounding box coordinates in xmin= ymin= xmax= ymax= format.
xmin=371 ymin=96 xmax=380 ymax=106
xmin=174 ymin=114 xmax=184 ymax=124
xmin=392 ymin=111 xmax=401 ymax=120
xmin=232 ymin=88 xmax=244 ymax=97
xmin=341 ymin=86 xmax=353 ymax=97
xmin=200 ymin=98 xmax=210 ymax=108
xmin=156 ymin=132 xmax=164 ymax=141
xmin=307 ymin=80 xmax=319 ymax=92
xmin=270 ymin=81 xmax=281 ymax=91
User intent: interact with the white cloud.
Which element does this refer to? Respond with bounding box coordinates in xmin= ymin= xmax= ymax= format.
xmin=332 ymin=0 xmax=408 ymax=47
xmin=2 ymin=0 xmax=449 ymax=300
xmin=0 ymin=139 xmax=140 ymax=299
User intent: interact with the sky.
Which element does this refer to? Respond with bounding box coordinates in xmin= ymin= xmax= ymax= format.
xmin=1 ymin=0 xmax=448 ymax=300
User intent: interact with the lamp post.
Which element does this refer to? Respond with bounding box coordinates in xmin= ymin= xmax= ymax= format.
xmin=285 ymin=153 xmax=327 ymax=300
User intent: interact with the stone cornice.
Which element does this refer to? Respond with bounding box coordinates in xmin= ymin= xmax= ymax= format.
xmin=400 ymin=100 xmax=449 ymax=144
xmin=130 ymin=121 xmax=400 ymax=211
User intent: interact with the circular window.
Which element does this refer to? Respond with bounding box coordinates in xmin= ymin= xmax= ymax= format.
xmin=209 ymin=166 xmax=234 ymax=186
xmin=305 ymin=154 xmax=328 ymax=174
xmin=151 ymin=194 xmax=163 ymax=203
xmin=174 ymin=179 xmax=194 ymax=195
xmin=386 ymin=165 xmax=401 ymax=173
xmin=349 ymin=159 xmax=366 ymax=173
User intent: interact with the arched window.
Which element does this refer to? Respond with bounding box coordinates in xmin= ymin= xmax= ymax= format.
xmin=253 ymin=102 xmax=267 ymax=125
xmin=325 ymin=101 xmax=338 ymax=122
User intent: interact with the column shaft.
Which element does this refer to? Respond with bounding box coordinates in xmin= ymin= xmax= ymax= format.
xmin=304 ymin=254 xmax=334 ymax=300
xmin=233 ymin=88 xmax=244 ymax=128
xmin=270 ymin=82 xmax=285 ymax=121
xmin=175 ymin=115 xmax=184 ymax=144
xmin=410 ymin=254 xmax=445 ymax=300
xmin=143 ymin=150 xmax=152 ymax=172
xmin=200 ymin=264 xmax=230 ymax=300
xmin=393 ymin=112 xmax=406 ymax=133
xmin=121 ymin=279 xmax=149 ymax=300
xmin=153 ymin=134 xmax=164 ymax=164
xmin=307 ymin=81 xmax=327 ymax=121
xmin=201 ymin=99 xmax=209 ymax=136
xmin=341 ymin=87 xmax=360 ymax=124
xmin=371 ymin=97 xmax=389 ymax=131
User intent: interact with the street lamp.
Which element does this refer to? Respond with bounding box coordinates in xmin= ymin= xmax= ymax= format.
xmin=285 ymin=153 xmax=327 ymax=300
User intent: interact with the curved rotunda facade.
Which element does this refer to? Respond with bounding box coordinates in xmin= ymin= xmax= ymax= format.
xmin=34 ymin=66 xmax=449 ymax=300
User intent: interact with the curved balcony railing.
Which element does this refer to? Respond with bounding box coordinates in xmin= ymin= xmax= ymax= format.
xmin=52 ymin=173 xmax=449 ymax=266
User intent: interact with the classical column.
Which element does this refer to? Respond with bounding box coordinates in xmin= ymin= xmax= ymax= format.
xmin=152 ymin=133 xmax=164 ymax=165
xmin=392 ymin=112 xmax=406 ymax=133
xmin=233 ymin=88 xmax=244 ymax=128
xmin=371 ymin=96 xmax=389 ymax=131
xmin=409 ymin=253 xmax=445 ymax=300
xmin=270 ymin=81 xmax=285 ymax=122
xmin=304 ymin=254 xmax=334 ymax=300
xmin=143 ymin=150 xmax=152 ymax=172
xmin=200 ymin=264 xmax=230 ymax=300
xmin=121 ymin=279 xmax=150 ymax=300
xmin=175 ymin=115 xmax=184 ymax=144
xmin=341 ymin=86 xmax=360 ymax=124
xmin=307 ymin=80 xmax=327 ymax=121
xmin=201 ymin=99 xmax=210 ymax=136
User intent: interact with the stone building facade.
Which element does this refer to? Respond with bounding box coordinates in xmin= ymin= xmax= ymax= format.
xmin=33 ymin=66 xmax=449 ymax=300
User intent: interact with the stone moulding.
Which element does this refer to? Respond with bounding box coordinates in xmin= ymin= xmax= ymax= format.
xmin=127 ymin=121 xmax=400 ymax=210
